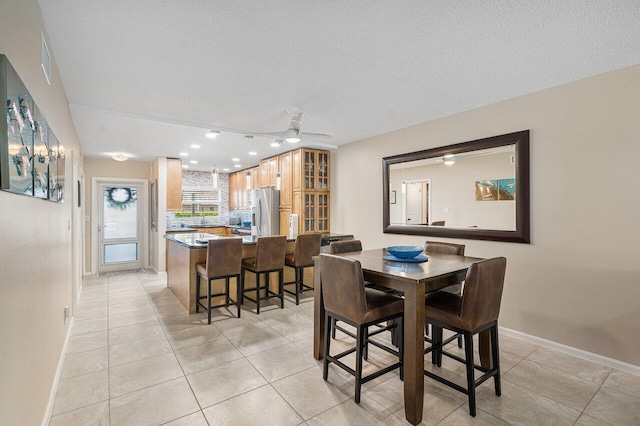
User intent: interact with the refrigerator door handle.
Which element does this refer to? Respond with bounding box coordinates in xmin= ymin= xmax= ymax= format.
xmin=256 ymin=197 xmax=262 ymax=236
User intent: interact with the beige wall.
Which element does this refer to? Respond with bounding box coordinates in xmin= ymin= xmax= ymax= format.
xmin=0 ymin=1 xmax=83 ymax=424
xmin=390 ymin=152 xmax=515 ymax=229
xmin=332 ymin=64 xmax=640 ymax=366
xmin=83 ymin=157 xmax=151 ymax=273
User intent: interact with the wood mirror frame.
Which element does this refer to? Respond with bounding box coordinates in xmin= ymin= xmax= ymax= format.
xmin=382 ymin=130 xmax=530 ymax=243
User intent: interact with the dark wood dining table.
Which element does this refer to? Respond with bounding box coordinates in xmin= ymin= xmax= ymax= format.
xmin=313 ymin=248 xmax=490 ymax=425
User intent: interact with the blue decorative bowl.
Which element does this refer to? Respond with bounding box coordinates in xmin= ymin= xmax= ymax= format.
xmin=386 ymin=245 xmax=424 ymax=259
xmin=242 ymin=221 xmax=252 ymax=228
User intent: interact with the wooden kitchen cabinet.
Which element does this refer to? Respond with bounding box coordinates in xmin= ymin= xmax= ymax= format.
xmin=229 ymin=170 xmax=251 ymax=210
xmin=289 ymin=149 xmax=330 ymax=234
xmin=259 ymin=156 xmax=278 ymax=187
xmin=278 ymin=151 xmax=292 ymax=209
xmin=166 ymin=158 xmax=183 ymax=211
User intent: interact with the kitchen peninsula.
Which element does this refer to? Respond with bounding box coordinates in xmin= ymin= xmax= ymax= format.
xmin=164 ymin=232 xmax=352 ymax=313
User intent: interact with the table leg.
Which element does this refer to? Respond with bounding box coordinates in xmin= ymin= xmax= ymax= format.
xmin=313 ymin=258 xmax=325 ymax=360
xmin=479 ymin=329 xmax=492 ymax=369
xmin=403 ymin=283 xmax=425 ymax=425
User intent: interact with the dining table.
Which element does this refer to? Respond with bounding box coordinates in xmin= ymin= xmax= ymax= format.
xmin=313 ymin=248 xmax=491 ymax=426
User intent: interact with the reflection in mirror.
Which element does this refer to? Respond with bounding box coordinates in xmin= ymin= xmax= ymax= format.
xmin=389 ymin=145 xmax=516 ymax=231
xmin=383 ymin=130 xmax=529 ymax=243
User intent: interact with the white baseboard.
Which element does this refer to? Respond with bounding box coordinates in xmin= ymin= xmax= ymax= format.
xmin=42 ymin=317 xmax=74 ymax=426
xmin=499 ymin=326 xmax=640 ymax=376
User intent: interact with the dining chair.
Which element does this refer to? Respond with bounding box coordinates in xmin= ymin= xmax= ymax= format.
xmin=424 ymin=257 xmax=507 ymax=417
xmin=284 ymin=233 xmax=322 ymax=305
xmin=424 ymin=241 xmax=466 ymax=348
xmin=319 ymin=254 xmax=404 ymax=403
xmin=241 ymin=235 xmax=286 ymax=314
xmin=195 ymin=238 xmax=243 ymax=323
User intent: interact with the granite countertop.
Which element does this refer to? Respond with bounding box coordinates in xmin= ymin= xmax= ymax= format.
xmin=166 ymin=227 xmax=199 ymax=232
xmin=164 ymin=232 xmax=296 ymax=248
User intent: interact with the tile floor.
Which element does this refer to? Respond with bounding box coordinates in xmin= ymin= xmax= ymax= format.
xmin=49 ymin=271 xmax=640 ymax=425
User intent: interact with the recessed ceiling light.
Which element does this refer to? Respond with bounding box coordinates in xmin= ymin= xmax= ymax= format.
xmin=271 ymin=140 xmax=282 ymax=147
xmin=249 ymin=151 xmax=257 ymax=156
xmin=112 ymin=153 xmax=128 ymax=161
xmin=231 ymin=157 xmax=240 ymax=162
xmin=234 ymin=164 xmax=241 ymax=168
xmin=190 ymin=160 xmax=198 ymax=164
xmin=205 ymin=130 xmax=220 ymax=139
xmin=190 ymin=144 xmax=200 ymax=149
xmin=182 ymin=164 xmax=189 ymax=169
xmin=179 ymin=152 xmax=189 ymax=157
xmin=223 ymin=168 xmax=230 ymax=172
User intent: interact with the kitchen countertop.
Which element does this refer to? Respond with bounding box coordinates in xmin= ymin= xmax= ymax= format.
xmin=164 ymin=232 xmax=296 ymax=248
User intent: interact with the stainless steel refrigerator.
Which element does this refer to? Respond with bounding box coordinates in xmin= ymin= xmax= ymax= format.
xmin=251 ymin=188 xmax=280 ymax=236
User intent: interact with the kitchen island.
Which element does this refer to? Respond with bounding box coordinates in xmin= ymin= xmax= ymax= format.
xmin=164 ymin=232 xmax=353 ymax=313
xmin=165 ymin=233 xmax=298 ymax=313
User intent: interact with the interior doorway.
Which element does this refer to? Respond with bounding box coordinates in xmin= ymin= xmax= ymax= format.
xmin=404 ymin=179 xmax=430 ymax=225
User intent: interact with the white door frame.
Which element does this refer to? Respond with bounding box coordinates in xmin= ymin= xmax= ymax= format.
xmin=403 ymin=178 xmax=431 ymax=225
xmin=71 ymin=152 xmax=82 ymax=303
xmin=91 ymin=177 xmax=148 ymax=274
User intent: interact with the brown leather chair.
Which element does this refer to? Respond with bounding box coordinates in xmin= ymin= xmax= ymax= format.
xmin=424 ymin=257 xmax=507 ymax=417
xmin=319 ymin=254 xmax=404 ymax=403
xmin=424 ymin=241 xmax=466 ymax=347
xmin=329 ymin=239 xmax=364 ymax=340
xmin=284 ymin=233 xmax=322 ymax=305
xmin=195 ymin=238 xmax=243 ymax=323
xmin=241 ymin=235 xmax=286 ymax=314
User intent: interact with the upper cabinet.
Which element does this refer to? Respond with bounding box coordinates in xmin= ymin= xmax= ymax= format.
xmin=292 ymin=149 xmax=330 ymax=191
xmin=229 ymin=149 xmax=330 ymax=235
xmin=166 ymin=158 xmax=182 ymax=211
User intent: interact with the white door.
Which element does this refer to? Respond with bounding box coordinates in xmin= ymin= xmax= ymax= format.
xmin=405 ymin=182 xmax=423 ymax=224
xmin=98 ymin=182 xmax=145 ymax=273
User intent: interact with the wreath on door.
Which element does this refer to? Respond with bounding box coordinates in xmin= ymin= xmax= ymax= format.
xmin=104 ymin=187 xmax=137 ymax=210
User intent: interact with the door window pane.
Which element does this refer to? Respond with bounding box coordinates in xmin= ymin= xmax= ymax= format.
xmin=103 ymin=187 xmax=138 ymax=239
xmin=104 ymin=243 xmax=138 ymax=263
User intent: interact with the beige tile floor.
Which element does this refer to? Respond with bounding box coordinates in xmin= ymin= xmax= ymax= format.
xmin=49 ymin=271 xmax=640 ymax=425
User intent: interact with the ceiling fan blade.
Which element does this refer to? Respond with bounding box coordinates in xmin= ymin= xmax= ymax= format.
xmin=300 ymin=132 xmax=332 ymax=140
xmin=290 ymin=111 xmax=304 ymax=131
xmin=248 ymin=131 xmax=289 ymax=138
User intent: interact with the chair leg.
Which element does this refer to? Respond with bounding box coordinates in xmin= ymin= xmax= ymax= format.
xmin=491 ymin=324 xmax=501 ymax=396
xmin=457 ymin=334 xmax=463 ymax=348
xmin=279 ymin=269 xmax=284 ymax=309
xmin=355 ymin=325 xmax=364 ymax=403
xmin=363 ymin=327 xmax=369 ymax=361
xmin=323 ymin=314 xmax=332 ymax=380
xmin=236 ymin=275 xmax=241 ymax=318
xmin=464 ymin=331 xmax=477 ymax=417
xmin=398 ymin=317 xmax=404 ymax=381
xmin=195 ymin=274 xmax=201 ymax=313
xmin=256 ymin=272 xmax=261 ymax=315
xmin=240 ymin=268 xmax=245 ymax=305
xmin=331 ymin=318 xmax=337 ymax=339
xmin=225 ymin=277 xmax=230 ymax=307
xmin=207 ymin=278 xmax=212 ymax=325
xmin=294 ymin=267 xmax=300 ymax=305
xmin=431 ymin=326 xmax=442 ymax=366
xmin=437 ymin=327 xmax=444 ymax=367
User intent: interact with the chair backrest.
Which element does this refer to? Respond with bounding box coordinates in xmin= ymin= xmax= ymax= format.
xmin=460 ymin=257 xmax=507 ymax=330
xmin=318 ymin=254 xmax=368 ymax=323
xmin=424 ymin=241 xmax=465 ymax=256
xmin=431 ymin=220 xmax=445 ymax=226
xmin=255 ymin=235 xmax=286 ymax=271
xmin=292 ymin=233 xmax=322 ymax=266
xmin=330 ymin=239 xmax=363 ymax=254
xmin=206 ymin=238 xmax=243 ymax=278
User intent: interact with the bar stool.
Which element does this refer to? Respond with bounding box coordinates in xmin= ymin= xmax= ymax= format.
xmin=424 ymin=257 xmax=506 ymax=417
xmin=319 ymin=254 xmax=404 ymax=403
xmin=284 ymin=233 xmax=322 ymax=305
xmin=195 ymin=238 xmax=243 ymax=324
xmin=241 ymin=235 xmax=286 ymax=314
xmin=424 ymin=241 xmax=466 ymax=348
xmin=329 ymin=239 xmax=364 ymax=340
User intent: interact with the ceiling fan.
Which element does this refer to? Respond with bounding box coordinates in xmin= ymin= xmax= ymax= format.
xmin=248 ymin=107 xmax=332 ymax=143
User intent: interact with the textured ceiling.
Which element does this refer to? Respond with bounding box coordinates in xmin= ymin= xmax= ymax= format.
xmin=38 ymin=1 xmax=640 ymax=170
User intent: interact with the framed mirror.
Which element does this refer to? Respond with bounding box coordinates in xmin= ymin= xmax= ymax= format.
xmin=382 ymin=130 xmax=530 ymax=243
